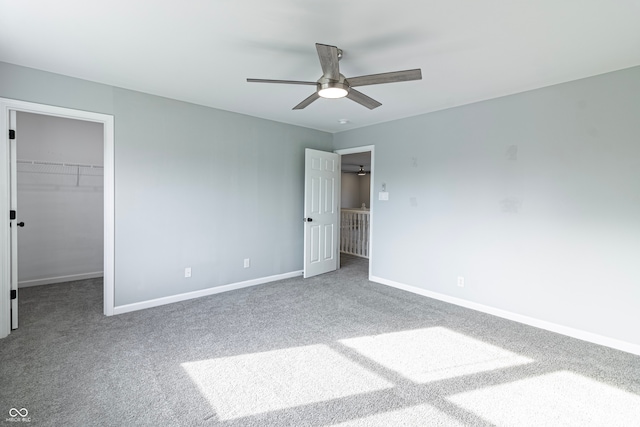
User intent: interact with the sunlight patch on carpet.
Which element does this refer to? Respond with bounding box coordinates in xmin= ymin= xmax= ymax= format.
xmin=181 ymin=344 xmax=393 ymax=421
xmin=339 ymin=327 xmax=533 ymax=383
xmin=448 ymin=370 xmax=640 ymax=426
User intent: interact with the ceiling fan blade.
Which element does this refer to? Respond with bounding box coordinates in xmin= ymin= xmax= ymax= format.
xmin=247 ymin=78 xmax=317 ymax=86
xmin=346 ymin=89 xmax=382 ymax=110
xmin=293 ymin=92 xmax=320 ymax=110
xmin=316 ymin=43 xmax=340 ymax=80
xmin=347 ymin=69 xmax=422 ymax=87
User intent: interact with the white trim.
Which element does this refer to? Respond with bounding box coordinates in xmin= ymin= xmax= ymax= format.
xmin=334 ymin=145 xmax=375 ymax=279
xmin=113 ymin=270 xmax=303 ymax=315
xmin=19 ymin=272 xmax=103 ymax=288
xmin=0 ymin=98 xmax=115 ymax=340
xmin=370 ymin=275 xmax=640 ymax=357
xmin=334 ymin=145 xmax=376 ymax=156
xmin=101 ymin=110 xmax=115 ymax=316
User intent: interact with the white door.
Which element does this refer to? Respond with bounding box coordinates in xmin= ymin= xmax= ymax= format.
xmin=303 ymin=148 xmax=340 ymax=278
xmin=9 ymin=110 xmax=18 ymax=329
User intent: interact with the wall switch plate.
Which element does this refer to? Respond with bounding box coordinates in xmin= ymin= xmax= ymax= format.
xmin=185 ymin=267 xmax=192 ymax=278
xmin=379 ymin=192 xmax=389 ymax=201
xmin=243 ymin=258 xmax=250 ymax=268
xmin=457 ymin=276 xmax=464 ymax=287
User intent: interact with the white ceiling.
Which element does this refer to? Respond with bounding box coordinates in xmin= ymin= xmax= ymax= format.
xmin=1 ymin=1 xmax=639 ymax=133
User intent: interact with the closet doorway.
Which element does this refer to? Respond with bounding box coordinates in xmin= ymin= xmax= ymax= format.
xmin=1 ymin=98 xmax=114 ymax=338
xmin=16 ymin=112 xmax=104 ymax=288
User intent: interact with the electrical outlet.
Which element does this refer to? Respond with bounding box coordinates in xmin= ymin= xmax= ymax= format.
xmin=185 ymin=267 xmax=192 ymax=278
xmin=457 ymin=276 xmax=464 ymax=287
xmin=244 ymin=258 xmax=250 ymax=268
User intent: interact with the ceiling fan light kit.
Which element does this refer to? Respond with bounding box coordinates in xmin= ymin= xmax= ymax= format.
xmin=247 ymin=43 xmax=422 ymax=110
xmin=317 ymin=73 xmax=350 ymax=98
xmin=318 ymin=83 xmax=349 ymax=99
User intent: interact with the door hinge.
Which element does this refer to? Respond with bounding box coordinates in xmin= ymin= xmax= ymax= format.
xmin=9 ymin=129 xmax=15 ymax=140
xmin=10 ymin=210 xmax=16 ymax=220
xmin=10 ymin=290 xmax=17 ymax=300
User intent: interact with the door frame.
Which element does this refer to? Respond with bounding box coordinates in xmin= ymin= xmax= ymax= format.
xmin=0 ymin=98 xmax=115 ymax=338
xmin=334 ymin=145 xmax=374 ymax=279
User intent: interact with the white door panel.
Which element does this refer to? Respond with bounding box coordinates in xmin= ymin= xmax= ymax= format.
xmin=304 ymin=149 xmax=340 ymax=278
xmin=9 ymin=110 xmax=18 ymax=329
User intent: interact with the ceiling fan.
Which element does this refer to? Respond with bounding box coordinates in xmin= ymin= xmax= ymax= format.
xmin=342 ymin=163 xmax=370 ymax=175
xmin=247 ymin=43 xmax=422 ymax=110
xmin=355 ymin=165 xmax=369 ymax=176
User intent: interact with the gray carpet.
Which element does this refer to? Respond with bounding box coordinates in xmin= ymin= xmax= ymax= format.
xmin=1 ymin=255 xmax=639 ymax=426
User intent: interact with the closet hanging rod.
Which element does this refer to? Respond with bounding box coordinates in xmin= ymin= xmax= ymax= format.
xmin=17 ymin=159 xmax=103 ymax=169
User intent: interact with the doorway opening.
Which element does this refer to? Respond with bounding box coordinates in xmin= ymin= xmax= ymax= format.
xmin=0 ymin=98 xmax=114 ymax=338
xmin=335 ymin=146 xmax=374 ymax=279
xmin=16 ymin=112 xmax=104 ymax=289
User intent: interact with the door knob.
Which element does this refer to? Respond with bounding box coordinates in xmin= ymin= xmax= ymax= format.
xmin=16 ymin=222 xmax=25 ymax=227
xmin=304 ymin=218 xmax=313 ymax=222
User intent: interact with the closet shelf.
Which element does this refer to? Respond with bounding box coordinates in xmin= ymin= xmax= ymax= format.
xmin=17 ymin=159 xmax=104 ymax=187
xmin=17 ymin=159 xmax=104 ymax=176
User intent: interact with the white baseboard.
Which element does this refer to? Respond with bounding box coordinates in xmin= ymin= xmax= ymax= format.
xmin=370 ymin=275 xmax=640 ymax=357
xmin=19 ymin=272 xmax=103 ymax=288
xmin=113 ymin=270 xmax=303 ymax=315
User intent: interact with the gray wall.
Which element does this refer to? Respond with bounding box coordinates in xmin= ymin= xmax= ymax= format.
xmin=17 ymin=112 xmax=103 ymax=285
xmin=358 ymin=174 xmax=371 ymax=209
xmin=1 ymin=62 xmax=332 ymax=306
xmin=341 ymin=173 xmax=359 ymax=208
xmin=334 ymin=66 xmax=640 ymax=347
xmin=341 ymin=173 xmax=371 ymax=209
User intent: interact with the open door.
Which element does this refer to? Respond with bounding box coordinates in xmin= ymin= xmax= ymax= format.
xmin=303 ymin=148 xmax=340 ymax=278
xmin=9 ymin=110 xmax=18 ymax=329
